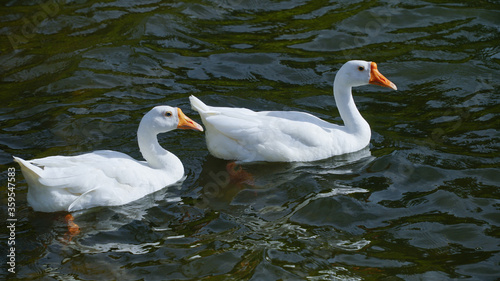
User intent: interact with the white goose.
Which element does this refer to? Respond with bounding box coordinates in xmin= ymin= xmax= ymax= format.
xmin=190 ymin=60 xmax=397 ymax=162
xmin=14 ymin=106 xmax=203 ymax=212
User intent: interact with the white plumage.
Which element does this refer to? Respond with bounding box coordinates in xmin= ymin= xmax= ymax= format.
xmin=190 ymin=60 xmax=397 ymax=162
xmin=14 ymin=106 xmax=203 ymax=212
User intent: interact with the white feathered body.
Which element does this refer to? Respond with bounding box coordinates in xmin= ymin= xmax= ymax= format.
xmin=13 ymin=105 xmax=202 ymax=213
xmin=190 ymin=96 xmax=371 ymax=162
xmin=189 ymin=61 xmax=397 ymax=162
xmin=14 ymin=151 xmax=183 ymax=212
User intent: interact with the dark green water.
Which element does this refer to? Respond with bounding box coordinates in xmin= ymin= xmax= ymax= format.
xmin=1 ymin=0 xmax=499 ymax=280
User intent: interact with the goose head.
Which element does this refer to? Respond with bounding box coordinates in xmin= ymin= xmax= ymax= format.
xmin=142 ymin=106 xmax=204 ymax=134
xmin=337 ymin=60 xmax=397 ymax=90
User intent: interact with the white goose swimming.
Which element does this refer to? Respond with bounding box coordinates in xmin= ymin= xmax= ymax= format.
xmin=190 ymin=60 xmax=397 ymax=162
xmin=14 ymin=106 xmax=203 ymax=212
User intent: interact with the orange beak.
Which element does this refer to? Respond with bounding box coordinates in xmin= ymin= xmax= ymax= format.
xmin=369 ymin=62 xmax=397 ymax=90
xmin=177 ymin=108 xmax=204 ymax=131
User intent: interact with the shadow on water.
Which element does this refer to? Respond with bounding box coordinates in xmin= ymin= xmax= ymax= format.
xmin=194 ymin=146 xmax=373 ymax=210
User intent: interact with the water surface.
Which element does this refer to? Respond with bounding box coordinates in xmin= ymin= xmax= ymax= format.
xmin=1 ymin=0 xmax=499 ymax=280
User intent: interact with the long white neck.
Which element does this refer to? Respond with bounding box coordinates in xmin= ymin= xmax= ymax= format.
xmin=333 ymin=77 xmax=370 ymax=135
xmin=137 ymin=122 xmax=182 ymax=171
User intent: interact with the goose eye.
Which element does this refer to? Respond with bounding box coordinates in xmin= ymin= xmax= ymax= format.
xmin=358 ymin=66 xmax=365 ymax=71
xmin=165 ymin=111 xmax=173 ymax=117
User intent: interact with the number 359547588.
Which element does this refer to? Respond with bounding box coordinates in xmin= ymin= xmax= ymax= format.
xmin=7 ymin=167 xmax=16 ymax=215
